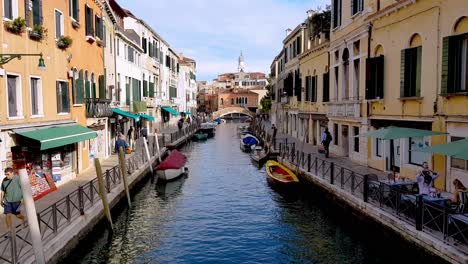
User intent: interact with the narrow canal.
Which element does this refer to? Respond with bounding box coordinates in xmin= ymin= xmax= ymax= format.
xmin=67 ymin=122 xmax=446 ymax=264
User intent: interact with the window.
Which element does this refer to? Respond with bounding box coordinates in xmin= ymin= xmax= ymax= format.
xmin=30 ymin=77 xmax=42 ymax=116
xmin=351 ymin=0 xmax=363 ymax=16
xmin=26 ymin=0 xmax=42 ymax=27
xmin=7 ymin=74 xmax=22 ymax=118
xmin=311 ymin=76 xmax=317 ymax=102
xmin=353 ymin=127 xmax=360 ymax=152
xmin=442 ymin=34 xmax=468 ymax=94
xmin=332 ymin=0 xmax=342 ymax=28
xmin=231 ymin=98 xmax=234 ymax=105
xmin=365 ymin=56 xmax=385 ymax=99
xmin=3 ymin=0 xmax=17 ymax=20
xmin=334 ymin=123 xmax=338 ymax=145
xmin=54 ymin=9 xmax=64 ymax=39
xmin=142 ymin=37 xmax=147 ymax=54
xmin=401 ymin=47 xmax=422 ymax=97
xmin=451 ymin=136 xmax=468 ymax=170
xmin=305 ymin=76 xmax=311 ymax=101
xmin=220 ymin=98 xmax=224 ymax=105
xmin=128 ymin=46 xmax=134 ymax=63
xmin=117 ymin=39 xmax=120 ymax=56
xmin=95 ymin=15 xmax=103 ymax=39
xmin=85 ymin=5 xmax=94 ymax=37
xmin=323 ymin=72 xmax=330 ymax=102
xmin=56 ymin=81 xmax=70 ymax=113
xmin=69 ymin=0 xmax=78 ymax=21
xmin=409 ymin=137 xmax=430 ymax=165
xmin=166 ymin=55 xmax=170 ymax=67
xmin=375 ymin=138 xmax=382 ymax=157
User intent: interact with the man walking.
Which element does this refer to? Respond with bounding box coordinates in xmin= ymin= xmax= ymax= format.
xmin=1 ymin=168 xmax=25 ymax=229
xmin=321 ymin=128 xmax=333 ymax=158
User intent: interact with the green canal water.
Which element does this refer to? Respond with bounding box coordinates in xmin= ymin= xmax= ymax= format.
xmin=66 ymin=122 xmax=447 ymax=264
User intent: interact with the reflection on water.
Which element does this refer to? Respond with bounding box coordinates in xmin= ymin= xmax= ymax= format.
xmin=67 ymin=123 xmax=446 ymax=264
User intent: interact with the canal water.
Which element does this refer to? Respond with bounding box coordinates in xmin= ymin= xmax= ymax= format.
xmin=68 ymin=122 xmax=446 ymax=264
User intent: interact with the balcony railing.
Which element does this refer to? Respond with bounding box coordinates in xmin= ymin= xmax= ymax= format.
xmin=85 ymin=98 xmax=113 ymax=118
xmin=327 ymin=99 xmax=361 ymax=118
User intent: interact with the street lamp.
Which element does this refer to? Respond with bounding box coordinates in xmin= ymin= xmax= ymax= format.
xmin=0 ymin=53 xmax=46 ymax=70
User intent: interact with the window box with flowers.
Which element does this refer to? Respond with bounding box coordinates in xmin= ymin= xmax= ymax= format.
xmin=29 ymin=25 xmax=48 ymax=41
xmin=57 ymin=36 xmax=73 ymax=50
xmin=4 ymin=17 xmax=26 ymax=34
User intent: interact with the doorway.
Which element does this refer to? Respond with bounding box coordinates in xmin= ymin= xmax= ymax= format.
xmin=390 ymin=139 xmax=401 ymax=172
xmin=342 ymin=125 xmax=349 ymax=157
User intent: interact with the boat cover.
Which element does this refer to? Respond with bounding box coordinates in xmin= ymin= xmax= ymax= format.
xmin=156 ymin=150 xmax=187 ymax=170
xmin=242 ymin=135 xmax=258 ymax=146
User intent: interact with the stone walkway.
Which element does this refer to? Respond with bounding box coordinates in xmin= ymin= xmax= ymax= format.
xmin=258 ymin=119 xmax=388 ymax=180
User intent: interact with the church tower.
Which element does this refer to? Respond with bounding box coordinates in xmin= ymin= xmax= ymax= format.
xmin=238 ymin=51 xmax=245 ymax=72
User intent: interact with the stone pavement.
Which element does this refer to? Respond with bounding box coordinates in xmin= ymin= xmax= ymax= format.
xmin=258 ymin=119 xmax=388 ymax=180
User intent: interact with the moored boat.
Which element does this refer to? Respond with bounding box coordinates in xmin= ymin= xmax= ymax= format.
xmin=250 ymin=146 xmax=268 ymax=166
xmin=156 ymin=150 xmax=187 ymax=181
xmin=240 ymin=134 xmax=258 ymax=152
xmin=200 ymin=122 xmax=216 ymax=137
xmin=265 ymin=160 xmax=299 ymax=185
xmin=192 ymin=133 xmax=208 ymax=141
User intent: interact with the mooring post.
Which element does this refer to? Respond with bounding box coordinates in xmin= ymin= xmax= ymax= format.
xmin=143 ymin=137 xmax=153 ymax=174
xmin=94 ymin=158 xmax=113 ymax=231
xmin=118 ymin=146 xmax=132 ymax=207
xmin=18 ymin=168 xmax=46 ymax=264
xmin=155 ymin=132 xmax=162 ymax=163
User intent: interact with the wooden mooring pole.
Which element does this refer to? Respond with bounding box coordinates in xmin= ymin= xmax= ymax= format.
xmin=118 ymin=147 xmax=132 ymax=207
xmin=94 ymin=158 xmax=113 ymax=231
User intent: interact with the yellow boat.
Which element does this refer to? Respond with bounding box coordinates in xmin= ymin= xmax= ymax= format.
xmin=265 ymin=160 xmax=299 ymax=184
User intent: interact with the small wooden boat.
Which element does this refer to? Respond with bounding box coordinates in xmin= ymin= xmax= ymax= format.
xmin=240 ymin=134 xmax=258 ymax=152
xmin=156 ymin=150 xmax=187 ymax=181
xmin=200 ymin=122 xmax=216 ymax=137
xmin=192 ymin=133 xmax=208 ymax=141
xmin=251 ymin=146 xmax=269 ymax=165
xmin=265 ymin=160 xmax=299 ymax=184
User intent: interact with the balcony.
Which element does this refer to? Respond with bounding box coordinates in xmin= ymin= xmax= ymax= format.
xmin=85 ymin=98 xmax=113 ymax=118
xmin=327 ymin=99 xmax=361 ymax=118
xmin=133 ymin=100 xmax=147 ymax=113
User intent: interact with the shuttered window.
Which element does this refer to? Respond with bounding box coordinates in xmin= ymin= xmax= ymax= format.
xmin=332 ymin=0 xmax=342 ymax=28
xmin=85 ymin=5 xmax=94 ymax=37
xmin=98 ymin=75 xmax=105 ymax=99
xmin=95 ymin=15 xmax=103 ymax=39
xmin=351 ymin=0 xmax=363 ymax=16
xmin=149 ymin=82 xmax=154 ymax=98
xmin=26 ymin=0 xmax=42 ymax=26
xmin=311 ymin=76 xmax=317 ymax=102
xmin=55 ymin=10 xmax=63 ymax=39
xmin=305 ymin=76 xmax=311 ymax=102
xmin=365 ymin=56 xmax=385 ymax=100
xmin=56 ymin=81 xmax=70 ymax=113
xmin=125 ymin=79 xmax=130 ymax=105
xmin=400 ymin=47 xmax=422 ymax=98
xmin=4 ymin=0 xmax=13 ymax=19
xmin=143 ymin=37 xmax=148 ymax=54
xmin=323 ymin=72 xmax=330 ymax=102
xmin=166 ymin=55 xmax=170 ymax=67
xmin=441 ymin=34 xmax=468 ymax=95
xmin=73 ymin=70 xmax=84 ymax=104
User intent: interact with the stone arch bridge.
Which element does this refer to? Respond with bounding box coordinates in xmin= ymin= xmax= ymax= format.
xmin=212 ymin=107 xmax=254 ymax=119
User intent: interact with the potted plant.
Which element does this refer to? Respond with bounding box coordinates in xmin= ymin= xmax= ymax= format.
xmin=29 ymin=24 xmax=47 ymax=40
xmin=57 ymin=36 xmax=73 ymax=49
xmin=4 ymin=17 xmax=26 ymax=34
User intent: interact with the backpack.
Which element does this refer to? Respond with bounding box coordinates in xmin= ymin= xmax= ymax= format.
xmin=326 ymin=132 xmax=332 ymax=143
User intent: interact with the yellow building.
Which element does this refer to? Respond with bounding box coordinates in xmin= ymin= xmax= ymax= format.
xmin=0 ymin=0 xmax=103 ymax=187
xmin=363 ymin=0 xmax=468 ymax=190
xmin=298 ymin=9 xmax=331 ymax=146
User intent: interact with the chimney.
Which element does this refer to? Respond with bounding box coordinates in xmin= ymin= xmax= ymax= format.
xmin=286 ymin=28 xmax=292 ymax=37
xmin=307 ymin=9 xmax=316 ymax=18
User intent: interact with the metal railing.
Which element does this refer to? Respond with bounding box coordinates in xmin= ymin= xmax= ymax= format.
xmin=254 ymin=120 xmax=468 ymax=254
xmin=0 ymin=125 xmax=199 ymax=263
xmin=85 ymin=98 xmax=113 ymax=118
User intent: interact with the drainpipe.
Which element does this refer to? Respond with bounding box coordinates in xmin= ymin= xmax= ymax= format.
xmin=366 ymin=22 xmax=373 ymax=118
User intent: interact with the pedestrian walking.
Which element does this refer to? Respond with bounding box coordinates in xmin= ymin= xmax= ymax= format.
xmin=272 ymin=124 xmax=278 ymax=147
xmin=321 ymin=128 xmax=333 ymax=158
xmin=127 ymin=126 xmax=134 ymax=147
xmin=115 ymin=133 xmax=129 ymax=155
xmin=141 ymin=126 xmax=148 ymax=140
xmin=1 ymin=167 xmax=25 ymax=229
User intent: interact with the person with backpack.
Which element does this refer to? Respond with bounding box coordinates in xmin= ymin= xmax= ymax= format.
xmin=321 ymin=128 xmax=333 ymax=158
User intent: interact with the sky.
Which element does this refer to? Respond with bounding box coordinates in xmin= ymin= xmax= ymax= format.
xmin=119 ymin=0 xmax=329 ymax=83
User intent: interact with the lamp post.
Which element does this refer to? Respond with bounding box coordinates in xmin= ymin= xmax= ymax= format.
xmin=0 ymin=53 xmax=46 ymax=70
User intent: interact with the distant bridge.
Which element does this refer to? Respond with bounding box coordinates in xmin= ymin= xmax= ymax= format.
xmin=212 ymin=107 xmax=254 ymax=119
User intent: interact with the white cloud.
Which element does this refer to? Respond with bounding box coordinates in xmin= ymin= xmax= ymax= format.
xmin=119 ymin=0 xmax=329 ymax=81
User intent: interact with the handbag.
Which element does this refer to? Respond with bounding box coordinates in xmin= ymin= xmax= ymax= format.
xmin=318 ymin=145 xmax=325 ymax=154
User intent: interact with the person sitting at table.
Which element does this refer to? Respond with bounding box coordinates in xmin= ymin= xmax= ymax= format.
xmin=451 ymin=179 xmax=467 ymax=204
xmin=416 ymin=162 xmax=439 ymax=195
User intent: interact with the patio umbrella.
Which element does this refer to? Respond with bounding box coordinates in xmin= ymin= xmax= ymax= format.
xmin=413 ymin=139 xmax=468 ymax=160
xmin=355 ymin=126 xmax=446 ymax=140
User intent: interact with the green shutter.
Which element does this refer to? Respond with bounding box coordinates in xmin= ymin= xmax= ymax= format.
xmin=149 ymin=82 xmax=154 ymax=98
xmin=415 ymin=46 xmax=422 ymax=97
xmin=143 ymin=80 xmax=148 ymax=97
xmin=92 ymin=82 xmax=96 ymax=99
xmin=85 ymin=80 xmax=90 ymax=99
xmin=126 ymin=81 xmax=130 ymax=105
xmin=441 ymin=36 xmax=449 ymax=96
xmin=400 ymin=49 xmax=406 ymax=98
xmin=77 ymin=70 xmax=84 ymax=104
xmin=98 ymin=75 xmax=105 ymax=99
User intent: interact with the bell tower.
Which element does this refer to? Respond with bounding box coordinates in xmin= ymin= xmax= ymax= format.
xmin=238 ymin=51 xmax=245 ymax=72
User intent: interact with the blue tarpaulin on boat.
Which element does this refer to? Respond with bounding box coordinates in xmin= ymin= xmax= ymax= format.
xmin=242 ymin=135 xmax=258 ymax=146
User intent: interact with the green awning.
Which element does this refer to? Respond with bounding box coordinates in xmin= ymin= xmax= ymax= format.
xmin=139 ymin=113 xmax=155 ymax=122
xmin=356 ymin=126 xmax=446 ymax=140
xmin=413 ymin=139 xmax=468 ymax=160
xmin=185 ymin=111 xmax=191 ymax=115
xmin=162 ymin=106 xmax=179 ymax=116
xmin=15 ymin=125 xmax=97 ymax=150
xmin=112 ymin=108 xmax=141 ymax=122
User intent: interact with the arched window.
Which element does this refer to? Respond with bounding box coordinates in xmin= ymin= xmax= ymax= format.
xmin=454 ymin=16 xmax=468 ymax=34
xmin=220 ymin=98 xmax=224 ymax=105
xmin=409 ymin=33 xmax=422 ymax=48
xmin=231 ymin=98 xmax=234 ymax=105
xmin=443 ymin=17 xmax=468 ymax=94
xmin=245 ymin=97 xmax=247 ymax=105
xmin=91 ymin=73 xmax=96 ymax=99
